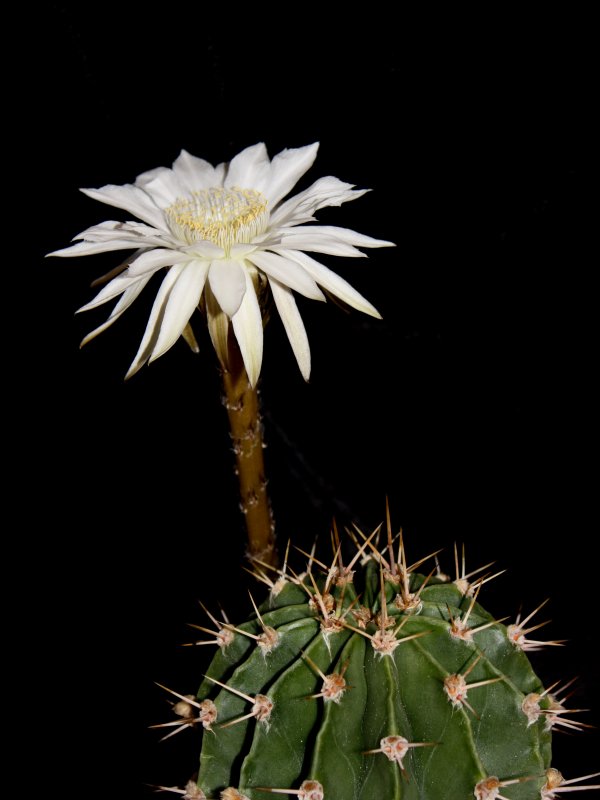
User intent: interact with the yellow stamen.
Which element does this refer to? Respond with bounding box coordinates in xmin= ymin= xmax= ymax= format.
xmin=165 ymin=187 xmax=269 ymax=251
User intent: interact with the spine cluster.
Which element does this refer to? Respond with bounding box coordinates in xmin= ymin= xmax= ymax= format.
xmin=152 ymin=523 xmax=598 ymax=800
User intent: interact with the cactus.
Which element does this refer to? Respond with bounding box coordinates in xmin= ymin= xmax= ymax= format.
xmin=153 ymin=526 xmax=597 ymax=800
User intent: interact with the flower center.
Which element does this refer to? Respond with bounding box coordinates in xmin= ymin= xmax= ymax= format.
xmin=165 ymin=187 xmax=269 ymax=252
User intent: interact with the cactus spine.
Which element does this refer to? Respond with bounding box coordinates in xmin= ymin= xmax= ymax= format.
xmin=154 ymin=527 xmax=596 ymax=800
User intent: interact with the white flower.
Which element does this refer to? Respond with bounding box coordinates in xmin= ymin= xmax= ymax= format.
xmin=50 ymin=142 xmax=393 ymax=384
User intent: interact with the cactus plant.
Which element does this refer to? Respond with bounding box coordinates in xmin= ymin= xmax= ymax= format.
xmin=153 ymin=525 xmax=597 ymax=800
xmin=49 ymin=142 xmax=596 ymax=800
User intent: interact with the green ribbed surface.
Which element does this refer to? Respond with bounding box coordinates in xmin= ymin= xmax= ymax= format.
xmin=195 ymin=559 xmax=551 ymax=800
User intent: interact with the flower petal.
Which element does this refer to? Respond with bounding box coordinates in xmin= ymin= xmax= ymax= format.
xmin=73 ymin=220 xmax=165 ymax=243
xmin=208 ymin=259 xmax=247 ymax=318
xmin=77 ymin=270 xmax=155 ymax=313
xmin=127 ymin=248 xmax=191 ymax=277
xmin=280 ymin=224 xmax=395 ymax=249
xmin=135 ymin=166 xmax=185 ymax=207
xmin=81 ymin=184 xmax=166 ymax=230
xmin=48 ymin=239 xmax=150 ymax=257
xmin=229 ymin=243 xmax=258 ymax=259
xmin=214 ymin=162 xmax=226 ymax=185
xmin=269 ymin=278 xmax=311 ymax=381
xmin=246 ymin=250 xmax=325 ymax=301
xmin=271 ymin=235 xmax=366 ymax=258
xmin=126 ymin=263 xmax=187 ymax=378
xmin=90 ymin=249 xmax=143 ymax=286
xmin=205 ymin=283 xmax=230 ymax=369
xmin=262 ymin=142 xmax=319 ymax=208
xmin=281 ymin=249 xmax=381 ymax=318
xmin=149 ymin=260 xmax=210 ymax=362
xmin=80 ymin=274 xmax=154 ymax=346
xmin=182 ymin=241 xmax=225 ymax=259
xmin=270 ymin=176 xmax=369 ymax=227
xmin=231 ymin=269 xmax=263 ymax=387
xmin=172 ymin=150 xmax=220 ymax=193
xmin=224 ymin=143 xmax=270 ymax=190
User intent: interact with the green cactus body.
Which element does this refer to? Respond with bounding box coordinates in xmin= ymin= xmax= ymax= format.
xmin=184 ymin=538 xmax=558 ymax=800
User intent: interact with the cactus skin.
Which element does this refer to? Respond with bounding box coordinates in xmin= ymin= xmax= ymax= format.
xmin=187 ymin=542 xmax=557 ymax=800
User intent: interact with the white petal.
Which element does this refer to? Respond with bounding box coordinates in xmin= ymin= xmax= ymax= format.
xmin=271 ymin=235 xmax=365 ymax=258
xmin=73 ymin=220 xmax=164 ymax=242
xmin=80 ymin=274 xmax=153 ymax=346
xmin=81 ymin=184 xmax=166 ymax=230
xmin=205 ymin=283 xmax=230 ymax=368
xmin=246 ymin=250 xmax=325 ymax=301
xmin=280 ymin=224 xmax=395 ymax=249
xmin=270 ymin=176 xmax=369 ymax=227
xmin=231 ymin=269 xmax=263 ymax=387
xmin=172 ymin=150 xmax=220 ymax=192
xmin=77 ymin=270 xmax=155 ymax=312
xmin=229 ymin=243 xmax=258 ymax=259
xmin=134 ymin=166 xmax=165 ymax=185
xmin=90 ymin=249 xmax=144 ymax=285
xmin=280 ymin=249 xmax=381 ymax=318
xmin=262 ymin=142 xmax=319 ymax=208
xmin=214 ymin=162 xmax=226 ymax=185
xmin=224 ymin=143 xmax=270 ymax=190
xmin=126 ymin=264 xmax=187 ymax=378
xmin=208 ymin=259 xmax=247 ymax=317
xmin=182 ymin=241 xmax=225 ymax=259
xmin=135 ymin=167 xmax=184 ymax=207
xmin=269 ymin=278 xmax=311 ymax=381
xmin=48 ymin=239 xmax=149 ymax=257
xmin=127 ymin=248 xmax=191 ymax=277
xmin=149 ymin=260 xmax=210 ymax=362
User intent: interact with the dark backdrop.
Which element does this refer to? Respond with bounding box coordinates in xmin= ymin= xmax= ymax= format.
xmin=25 ymin=5 xmax=596 ymax=798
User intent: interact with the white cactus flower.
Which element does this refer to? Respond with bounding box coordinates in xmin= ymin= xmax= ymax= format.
xmin=50 ymin=142 xmax=393 ymax=384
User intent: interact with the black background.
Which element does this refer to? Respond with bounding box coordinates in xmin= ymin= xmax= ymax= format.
xmin=23 ymin=5 xmax=597 ymax=798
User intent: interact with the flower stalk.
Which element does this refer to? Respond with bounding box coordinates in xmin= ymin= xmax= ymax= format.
xmin=221 ymin=339 xmax=275 ymax=565
xmin=51 ymin=142 xmax=393 ymax=561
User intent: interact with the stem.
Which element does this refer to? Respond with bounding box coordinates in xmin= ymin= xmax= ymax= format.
xmin=221 ymin=346 xmax=276 ymax=566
